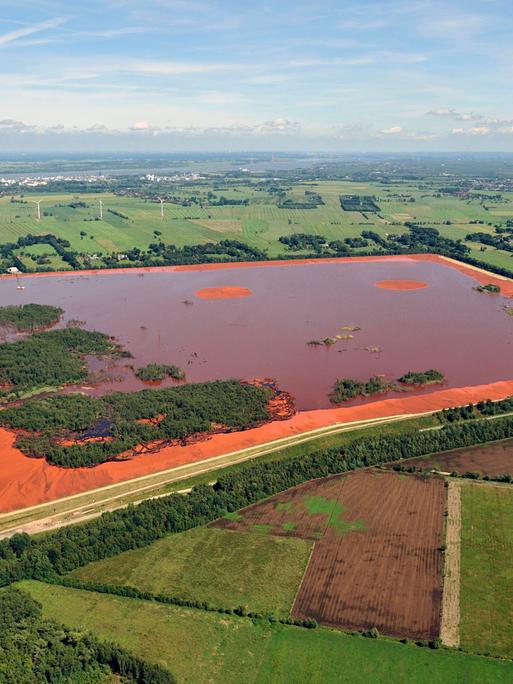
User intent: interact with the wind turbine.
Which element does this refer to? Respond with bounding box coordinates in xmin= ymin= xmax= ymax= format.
xmin=32 ymin=200 xmax=41 ymax=221
xmin=99 ymin=200 xmax=103 ymax=220
xmin=157 ymin=197 xmax=164 ymax=220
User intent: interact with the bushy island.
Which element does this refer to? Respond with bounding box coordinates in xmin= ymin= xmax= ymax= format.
xmin=135 ymin=363 xmax=185 ymax=382
xmin=0 ymin=380 xmax=272 ymax=468
xmin=397 ymin=370 xmax=445 ymax=386
xmin=0 ymin=303 xmax=63 ymax=332
xmin=331 ymin=370 xmax=445 ymax=403
xmin=0 ymin=588 xmax=175 ymax=683
xmin=0 ymin=327 xmax=124 ymax=401
xmin=474 ymin=283 xmax=501 ymax=294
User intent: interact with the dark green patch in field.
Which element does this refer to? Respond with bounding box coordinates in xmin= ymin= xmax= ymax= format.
xmin=302 ymin=495 xmax=366 ymax=535
xmin=224 ymin=511 xmax=243 ymax=521
xmin=281 ymin=522 xmax=296 ymax=532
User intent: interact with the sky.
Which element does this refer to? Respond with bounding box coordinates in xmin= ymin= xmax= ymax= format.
xmin=1 ymin=0 xmax=513 ymax=153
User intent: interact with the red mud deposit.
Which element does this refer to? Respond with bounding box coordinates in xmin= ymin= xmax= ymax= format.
xmin=195 ymin=286 xmax=252 ymax=300
xmin=3 ymin=377 xmax=513 ymax=513
xmin=375 ymin=279 xmax=428 ymax=291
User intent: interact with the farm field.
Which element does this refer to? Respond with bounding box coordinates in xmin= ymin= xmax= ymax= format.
xmin=213 ymin=469 xmax=446 ymax=639
xmin=460 ymin=483 xmax=513 ymax=658
xmin=70 ymin=526 xmax=312 ymax=617
xmin=16 ymin=581 xmax=513 ymax=684
xmin=3 ymin=180 xmax=513 ymax=272
xmin=391 ymin=439 xmax=513 ymax=476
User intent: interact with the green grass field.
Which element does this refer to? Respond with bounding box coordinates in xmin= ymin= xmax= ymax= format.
xmin=69 ymin=526 xmax=312 ymax=617
xmin=3 ymin=180 xmax=513 ymax=271
xmin=460 ymin=483 xmax=513 ymax=658
xmin=16 ymin=581 xmax=513 ymax=684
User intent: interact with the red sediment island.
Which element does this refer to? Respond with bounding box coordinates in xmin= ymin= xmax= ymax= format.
xmin=195 ymin=286 xmax=253 ymax=300
xmin=376 ymin=279 xmax=429 ymax=291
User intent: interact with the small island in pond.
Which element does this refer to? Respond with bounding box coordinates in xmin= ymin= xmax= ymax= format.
xmin=331 ymin=376 xmax=392 ymax=403
xmin=135 ymin=363 xmax=185 ymax=382
xmin=398 ymin=369 xmax=445 ymax=385
xmin=475 ymin=283 xmax=501 ymax=294
xmin=331 ymin=369 xmax=445 ymax=403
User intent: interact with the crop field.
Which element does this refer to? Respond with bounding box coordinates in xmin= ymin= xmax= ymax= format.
xmin=16 ymin=580 xmax=513 ymax=684
xmin=460 ymin=483 xmax=513 ymax=658
xmin=213 ymin=469 xmax=446 ymax=639
xmin=392 ymin=439 xmax=513 ymax=476
xmin=3 ymin=180 xmax=513 ymax=270
xmin=69 ymin=526 xmax=312 ymax=617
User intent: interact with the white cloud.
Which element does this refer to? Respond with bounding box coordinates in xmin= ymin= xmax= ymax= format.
xmin=0 ymin=17 xmax=66 ymax=47
xmin=381 ymin=126 xmax=403 ymax=134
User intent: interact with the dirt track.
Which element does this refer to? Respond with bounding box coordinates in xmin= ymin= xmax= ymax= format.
xmin=214 ymin=469 xmax=446 ymax=639
xmin=440 ymin=480 xmax=461 ymax=647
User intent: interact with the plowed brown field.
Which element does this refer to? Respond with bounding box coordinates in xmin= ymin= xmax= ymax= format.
xmin=213 ymin=469 xmax=446 ymax=639
xmin=393 ymin=438 xmax=513 ymax=476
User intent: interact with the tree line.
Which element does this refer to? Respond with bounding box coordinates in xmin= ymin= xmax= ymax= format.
xmin=0 ymin=588 xmax=175 ymax=683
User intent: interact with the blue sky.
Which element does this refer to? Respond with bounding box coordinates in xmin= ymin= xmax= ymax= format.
xmin=1 ymin=0 xmax=513 ymax=152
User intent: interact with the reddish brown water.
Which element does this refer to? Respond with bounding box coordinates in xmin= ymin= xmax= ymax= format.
xmin=1 ymin=258 xmax=513 ymax=410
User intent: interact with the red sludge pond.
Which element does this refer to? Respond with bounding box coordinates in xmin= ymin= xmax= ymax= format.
xmin=1 ymin=256 xmax=513 ymax=411
xmin=2 ymin=254 xmax=513 ymax=513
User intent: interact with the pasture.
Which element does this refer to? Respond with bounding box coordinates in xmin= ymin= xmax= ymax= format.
xmin=17 ymin=581 xmax=513 ymax=684
xmin=70 ymin=526 xmax=312 ymax=617
xmin=460 ymin=482 xmax=513 ymax=658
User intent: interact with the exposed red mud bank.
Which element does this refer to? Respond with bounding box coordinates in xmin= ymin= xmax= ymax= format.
xmin=195 ymin=286 xmax=252 ymax=300
xmin=375 ymin=279 xmax=428 ymax=291
xmin=3 ymin=377 xmax=513 ymax=513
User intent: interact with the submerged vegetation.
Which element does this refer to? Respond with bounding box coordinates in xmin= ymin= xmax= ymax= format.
xmin=0 ymin=328 xmax=122 ymax=400
xmin=135 ymin=363 xmax=185 ymax=382
xmin=0 ymin=380 xmax=272 ymax=467
xmin=0 ymin=303 xmax=63 ymax=332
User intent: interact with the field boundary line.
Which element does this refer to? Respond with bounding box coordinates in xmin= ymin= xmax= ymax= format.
xmin=440 ymin=479 xmax=461 ymax=647
xmin=289 ymin=540 xmax=317 ymax=620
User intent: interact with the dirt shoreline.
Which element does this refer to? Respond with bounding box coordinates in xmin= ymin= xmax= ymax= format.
xmin=3 ymin=377 xmax=513 ymax=513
